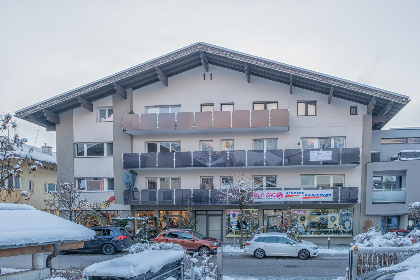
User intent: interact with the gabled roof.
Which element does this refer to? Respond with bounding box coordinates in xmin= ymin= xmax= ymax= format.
xmin=15 ymin=42 xmax=410 ymax=130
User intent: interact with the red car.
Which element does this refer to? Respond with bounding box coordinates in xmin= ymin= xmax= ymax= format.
xmin=388 ymin=229 xmax=410 ymax=237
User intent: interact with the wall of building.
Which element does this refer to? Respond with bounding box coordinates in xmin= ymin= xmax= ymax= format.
xmin=372 ymin=128 xmax=420 ymax=161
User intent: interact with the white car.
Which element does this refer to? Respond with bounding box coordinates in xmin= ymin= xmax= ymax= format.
xmin=244 ymin=232 xmax=318 ymax=260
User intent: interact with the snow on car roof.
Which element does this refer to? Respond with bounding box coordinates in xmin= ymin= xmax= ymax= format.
xmin=0 ymin=203 xmax=95 ymax=247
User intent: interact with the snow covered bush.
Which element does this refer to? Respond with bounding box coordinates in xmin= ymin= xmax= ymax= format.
xmin=129 ymin=242 xmax=185 ymax=254
xmin=352 ymin=227 xmax=414 ymax=247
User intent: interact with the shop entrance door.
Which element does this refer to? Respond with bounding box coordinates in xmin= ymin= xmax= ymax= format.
xmin=208 ymin=215 xmax=222 ymax=240
xmin=195 ymin=210 xmax=223 ymax=240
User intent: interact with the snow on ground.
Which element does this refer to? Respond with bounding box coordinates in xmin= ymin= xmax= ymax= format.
xmin=0 ymin=268 xmax=28 ymax=275
xmin=45 ymin=277 xmax=67 ymax=280
xmin=0 ymin=203 xmax=94 ymax=247
xmin=378 ymin=252 xmax=420 ymax=280
xmin=84 ymin=250 xmax=184 ymax=277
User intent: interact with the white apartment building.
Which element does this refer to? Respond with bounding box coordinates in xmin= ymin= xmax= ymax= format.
xmin=16 ymin=43 xmax=410 ymax=243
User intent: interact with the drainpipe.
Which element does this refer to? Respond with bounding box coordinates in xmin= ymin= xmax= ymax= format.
xmin=46 ymin=242 xmax=61 ymax=269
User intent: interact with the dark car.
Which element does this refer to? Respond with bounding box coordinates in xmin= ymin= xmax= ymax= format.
xmin=155 ymin=229 xmax=221 ymax=254
xmin=63 ymin=226 xmax=132 ymax=255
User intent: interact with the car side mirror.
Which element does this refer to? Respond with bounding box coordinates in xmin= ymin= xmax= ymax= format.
xmin=190 ymin=239 xmax=196 ymax=242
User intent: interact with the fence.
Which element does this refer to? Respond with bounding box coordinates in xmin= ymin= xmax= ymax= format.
xmin=347 ymin=246 xmax=420 ymax=280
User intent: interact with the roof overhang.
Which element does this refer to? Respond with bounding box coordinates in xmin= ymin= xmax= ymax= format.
xmin=15 ymin=42 xmax=410 ymax=130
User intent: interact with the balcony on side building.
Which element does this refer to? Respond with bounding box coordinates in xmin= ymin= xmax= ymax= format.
xmin=122 ymin=148 xmax=360 ymax=170
xmin=123 ymin=187 xmax=359 ymax=206
xmin=122 ymin=109 xmax=289 ymax=135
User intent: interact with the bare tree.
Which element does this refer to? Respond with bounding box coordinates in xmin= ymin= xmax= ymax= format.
xmin=409 ymin=202 xmax=420 ymax=227
xmin=0 ymin=113 xmax=40 ymax=202
xmin=44 ymin=182 xmax=87 ymax=222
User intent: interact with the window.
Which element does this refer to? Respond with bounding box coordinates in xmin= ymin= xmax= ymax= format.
xmin=300 ymin=175 xmax=344 ymax=188
xmin=146 ymin=141 xmax=181 ymax=153
xmin=200 ymin=140 xmax=213 ymax=152
xmin=200 ymin=177 xmax=214 ymax=189
xmin=221 ymin=139 xmax=234 ymax=151
xmin=372 ymin=175 xmax=405 ymax=204
xmin=98 ymin=107 xmax=113 ymax=122
xmin=373 ymin=176 xmax=403 ymax=190
xmin=146 ymin=177 xmax=181 ymax=189
xmin=350 ymin=106 xmax=358 ymax=115
xmin=28 ymin=180 xmax=34 ymax=192
xmin=221 ymin=176 xmax=233 ymax=189
xmin=253 ymin=175 xmax=277 ymax=188
xmin=1 ymin=176 xmax=21 ymax=190
xmin=201 ymin=104 xmax=214 ymax=112
xmin=75 ymin=143 xmax=113 ymax=157
xmin=301 ymin=137 xmax=345 ymax=149
xmin=146 ymin=105 xmax=181 ymax=114
xmin=253 ymin=139 xmax=277 ymax=151
xmin=76 ymin=178 xmax=114 ymax=191
xmin=44 ymin=183 xmax=57 ymax=193
xmin=253 ymin=102 xmax=278 ymax=110
xmin=297 ymin=101 xmax=316 ymax=116
xmin=221 ymin=103 xmax=234 ymax=111
xmin=380 ymin=138 xmax=420 ymax=144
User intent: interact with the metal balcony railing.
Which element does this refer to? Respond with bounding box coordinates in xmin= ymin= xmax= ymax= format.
xmin=123 ymin=187 xmax=359 ymax=206
xmin=122 ymin=109 xmax=289 ymax=135
xmin=122 ymin=148 xmax=361 ymax=169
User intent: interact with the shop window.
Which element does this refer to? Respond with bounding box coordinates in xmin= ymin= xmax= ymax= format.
xmin=301 ymin=137 xmax=345 ymax=149
xmin=253 ymin=138 xmax=277 ymax=151
xmin=300 ymin=175 xmax=344 ymax=188
xmin=146 ymin=105 xmax=181 ymax=114
xmin=221 ymin=139 xmax=234 ymax=151
xmin=146 ymin=141 xmax=181 ymax=153
xmin=146 ymin=177 xmax=181 ymax=190
xmin=98 ymin=107 xmax=113 ymax=122
xmin=201 ymin=104 xmax=214 ymax=112
xmin=44 ymin=183 xmax=57 ymax=193
xmin=253 ymin=175 xmax=277 ymax=188
xmin=226 ymin=209 xmax=259 ymax=237
xmin=200 ymin=177 xmax=213 ymax=189
xmin=221 ymin=103 xmax=234 ymax=111
xmin=200 ymin=140 xmax=213 ymax=152
xmin=221 ymin=176 xmax=233 ymax=189
xmin=253 ymin=102 xmax=278 ymax=110
xmin=297 ymin=101 xmax=316 ymax=116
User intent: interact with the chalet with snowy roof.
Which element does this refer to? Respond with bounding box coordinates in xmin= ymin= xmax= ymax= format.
xmin=15 ymin=42 xmax=410 ymax=243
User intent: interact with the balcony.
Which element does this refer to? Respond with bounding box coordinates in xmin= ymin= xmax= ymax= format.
xmin=122 ymin=109 xmax=289 ymax=135
xmin=122 ymin=148 xmax=360 ymax=170
xmin=372 ymin=189 xmax=406 ymax=204
xmin=123 ymin=187 xmax=359 ymax=206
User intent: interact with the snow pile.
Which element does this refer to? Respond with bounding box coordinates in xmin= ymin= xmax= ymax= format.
xmin=352 ymin=228 xmax=416 ymax=247
xmin=129 ymin=242 xmax=185 ymax=254
xmin=84 ymin=250 xmax=184 ymax=277
xmin=379 ymin=252 xmax=420 ymax=280
xmin=223 ymin=245 xmax=244 ymax=253
xmin=0 ymin=203 xmax=94 ymax=247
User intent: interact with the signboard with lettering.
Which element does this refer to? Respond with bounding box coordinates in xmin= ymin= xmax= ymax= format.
xmin=253 ymin=190 xmax=333 ymax=202
xmin=310 ymin=151 xmax=332 ymax=161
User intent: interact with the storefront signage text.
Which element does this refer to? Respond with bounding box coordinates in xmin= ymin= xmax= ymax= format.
xmin=254 ymin=190 xmax=333 ymax=202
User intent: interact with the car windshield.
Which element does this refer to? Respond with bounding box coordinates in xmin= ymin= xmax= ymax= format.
xmin=288 ymin=236 xmax=302 ymax=243
xmin=190 ymin=231 xmax=206 ymax=239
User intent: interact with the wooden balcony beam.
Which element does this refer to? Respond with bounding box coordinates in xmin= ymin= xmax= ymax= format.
xmin=200 ymin=51 xmax=209 ymax=72
xmin=114 ymin=82 xmax=127 ymax=99
xmin=77 ymin=96 xmax=93 ymax=112
xmin=380 ymin=101 xmax=393 ymax=116
xmin=290 ymin=74 xmax=293 ymax=94
xmin=155 ymin=66 xmax=168 ymax=87
xmin=372 ymin=115 xmax=386 ymax=123
xmin=367 ymin=97 xmax=376 ymax=115
xmin=43 ymin=109 xmax=60 ymax=124
xmin=245 ymin=65 xmax=250 ymax=83
xmin=328 ymin=86 xmax=334 ymax=104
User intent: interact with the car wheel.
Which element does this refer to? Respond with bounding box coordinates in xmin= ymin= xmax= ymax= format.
xmin=298 ymin=249 xmax=310 ymax=260
xmin=198 ymin=246 xmax=210 ymax=255
xmin=254 ymin=248 xmax=266 ymax=259
xmin=102 ymin=244 xmax=116 ymax=255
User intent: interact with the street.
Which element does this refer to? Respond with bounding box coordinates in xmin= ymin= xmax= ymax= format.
xmin=0 ymin=250 xmax=348 ymax=279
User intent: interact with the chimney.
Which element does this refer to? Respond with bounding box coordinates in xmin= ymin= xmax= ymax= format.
xmin=41 ymin=143 xmax=53 ymax=156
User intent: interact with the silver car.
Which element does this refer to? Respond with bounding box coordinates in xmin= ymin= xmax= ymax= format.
xmin=244 ymin=232 xmax=318 ymax=260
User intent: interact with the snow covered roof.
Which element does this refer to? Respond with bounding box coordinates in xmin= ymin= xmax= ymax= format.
xmin=15 ymin=42 xmax=410 ymax=130
xmin=0 ymin=203 xmax=94 ymax=248
xmin=15 ymin=144 xmax=56 ymax=165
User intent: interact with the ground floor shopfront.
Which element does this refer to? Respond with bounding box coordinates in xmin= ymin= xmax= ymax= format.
xmin=131 ymin=204 xmax=360 ymax=244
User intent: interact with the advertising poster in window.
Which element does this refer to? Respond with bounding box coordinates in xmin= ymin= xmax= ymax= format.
xmin=310 ymin=151 xmax=332 ymax=161
xmin=226 ymin=209 xmax=258 ymax=237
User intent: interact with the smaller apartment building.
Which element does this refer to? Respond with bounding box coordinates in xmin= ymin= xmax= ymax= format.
xmin=15 ymin=43 xmax=410 ymax=243
xmin=366 ymin=128 xmax=420 ymax=231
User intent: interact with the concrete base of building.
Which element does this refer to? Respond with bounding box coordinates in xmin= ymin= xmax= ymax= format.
xmin=0 ymin=268 xmax=51 ymax=280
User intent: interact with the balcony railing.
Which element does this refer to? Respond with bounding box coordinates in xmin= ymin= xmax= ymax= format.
xmin=123 ymin=187 xmax=359 ymax=206
xmin=122 ymin=148 xmax=360 ymax=169
xmin=122 ymin=109 xmax=289 ymax=135
xmin=372 ymin=189 xmax=406 ymax=204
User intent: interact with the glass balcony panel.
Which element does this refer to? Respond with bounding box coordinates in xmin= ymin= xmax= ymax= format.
xmin=158 ymin=113 xmax=175 ymax=130
xmin=194 ymin=111 xmax=212 ymax=129
xmin=123 ymin=114 xmax=140 ymax=131
xmin=251 ymin=110 xmax=269 ymax=128
xmin=372 ymin=190 xmax=406 ymax=203
xmin=270 ymin=109 xmax=289 ymax=127
xmin=123 ymin=153 xmax=139 ymax=169
xmin=193 ymin=151 xmax=210 ymax=167
xmin=284 ymin=149 xmax=302 ymax=166
xmin=140 ymin=113 xmax=157 ymax=130
xmin=211 ymin=151 xmax=228 ymax=167
xmin=210 ymin=189 xmax=228 ymax=205
xmin=228 ymin=150 xmax=246 ymax=167
xmin=140 ymin=153 xmax=157 ymax=168
xmin=232 ymin=110 xmax=250 ymax=128
xmin=174 ymin=189 xmax=191 ymax=205
xmin=213 ymin=111 xmax=231 ymax=129
xmin=265 ymin=149 xmax=283 ymax=166
xmin=140 ymin=189 xmax=157 ymax=204
xmin=175 ymin=152 xmax=192 ymax=168
xmin=158 ymin=189 xmax=174 ymax=205
xmin=192 ymin=189 xmax=210 ymax=205
xmin=247 ymin=150 xmax=265 ymax=166
xmin=158 ymin=152 xmax=174 ymax=168
xmin=176 ymin=112 xmax=194 ymax=130
xmin=341 ymin=148 xmax=360 ymax=164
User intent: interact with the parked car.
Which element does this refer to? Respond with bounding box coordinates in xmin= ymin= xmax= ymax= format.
xmin=154 ymin=229 xmax=221 ymax=254
xmin=244 ymin=232 xmax=318 ymax=260
xmin=62 ymin=226 xmax=132 ymax=255
xmin=388 ymin=229 xmax=410 ymax=237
